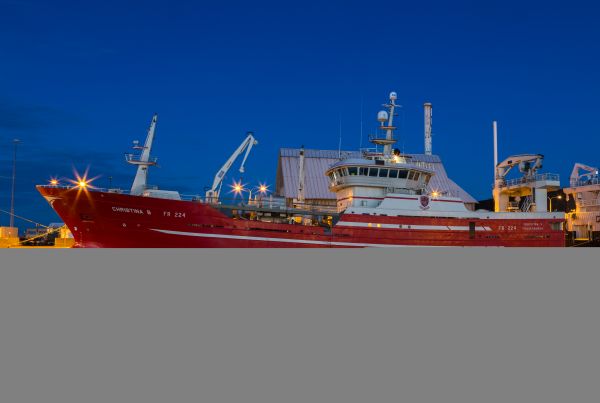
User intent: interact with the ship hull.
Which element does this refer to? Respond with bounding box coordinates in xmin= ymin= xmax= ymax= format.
xmin=38 ymin=186 xmax=565 ymax=248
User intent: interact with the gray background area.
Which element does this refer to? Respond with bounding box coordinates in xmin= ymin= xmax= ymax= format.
xmin=1 ymin=249 xmax=599 ymax=403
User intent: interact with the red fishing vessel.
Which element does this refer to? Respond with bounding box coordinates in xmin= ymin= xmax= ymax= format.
xmin=37 ymin=92 xmax=566 ymax=247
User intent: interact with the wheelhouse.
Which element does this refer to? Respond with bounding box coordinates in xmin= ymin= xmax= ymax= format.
xmin=326 ymin=159 xmax=434 ymax=194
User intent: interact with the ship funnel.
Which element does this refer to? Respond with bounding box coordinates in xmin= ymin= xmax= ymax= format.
xmin=424 ymin=102 xmax=432 ymax=155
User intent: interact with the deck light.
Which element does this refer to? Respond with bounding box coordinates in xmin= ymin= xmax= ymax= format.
xmin=50 ymin=179 xmax=58 ymax=186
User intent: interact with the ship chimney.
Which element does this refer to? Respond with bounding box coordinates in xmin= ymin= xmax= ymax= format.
xmin=424 ymin=103 xmax=432 ymax=155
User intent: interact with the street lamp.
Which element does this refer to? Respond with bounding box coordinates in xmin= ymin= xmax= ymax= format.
xmin=10 ymin=139 xmax=20 ymax=228
xmin=548 ymin=195 xmax=562 ymax=212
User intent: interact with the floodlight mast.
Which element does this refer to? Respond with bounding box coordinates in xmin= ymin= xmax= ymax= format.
xmin=206 ymin=132 xmax=258 ymax=203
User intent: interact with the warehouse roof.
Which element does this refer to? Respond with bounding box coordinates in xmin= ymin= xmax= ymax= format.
xmin=275 ymin=148 xmax=477 ymax=204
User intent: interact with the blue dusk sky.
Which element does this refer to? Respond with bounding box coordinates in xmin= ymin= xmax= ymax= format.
xmin=1 ymin=0 xmax=599 ymax=226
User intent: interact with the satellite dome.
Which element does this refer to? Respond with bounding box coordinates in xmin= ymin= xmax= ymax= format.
xmin=389 ymin=91 xmax=397 ymax=100
xmin=377 ymin=110 xmax=389 ymax=122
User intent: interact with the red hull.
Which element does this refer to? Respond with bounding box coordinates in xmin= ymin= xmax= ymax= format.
xmin=38 ymin=186 xmax=565 ymax=248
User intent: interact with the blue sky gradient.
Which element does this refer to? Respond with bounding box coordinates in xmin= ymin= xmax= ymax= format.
xmin=1 ymin=0 xmax=599 ymax=226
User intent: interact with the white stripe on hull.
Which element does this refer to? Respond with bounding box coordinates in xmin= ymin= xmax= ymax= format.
xmin=149 ymin=229 xmax=447 ymax=247
xmin=336 ymin=221 xmax=493 ymax=231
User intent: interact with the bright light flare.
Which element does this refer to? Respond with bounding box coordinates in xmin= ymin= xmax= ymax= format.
xmin=230 ymin=181 xmax=246 ymax=195
xmin=258 ymin=183 xmax=269 ymax=194
xmin=49 ymin=178 xmax=59 ymax=186
xmin=68 ymin=167 xmax=100 ymax=190
xmin=431 ymin=190 xmax=440 ymax=198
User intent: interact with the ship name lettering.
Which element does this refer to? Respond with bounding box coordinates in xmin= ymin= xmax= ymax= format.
xmin=112 ymin=206 xmax=144 ymax=214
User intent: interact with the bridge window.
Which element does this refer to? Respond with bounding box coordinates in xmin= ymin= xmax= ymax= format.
xmin=398 ymin=170 xmax=408 ymax=179
xmin=359 ymin=167 xmax=368 ymax=176
xmin=413 ymin=172 xmax=420 ymax=181
xmin=389 ymin=169 xmax=399 ymax=178
xmin=368 ymin=168 xmax=379 ymax=177
xmin=348 ymin=167 xmax=358 ymax=176
xmin=378 ymin=168 xmax=389 ymax=177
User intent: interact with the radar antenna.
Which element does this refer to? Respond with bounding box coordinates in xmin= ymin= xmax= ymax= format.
xmin=369 ymin=91 xmax=400 ymax=156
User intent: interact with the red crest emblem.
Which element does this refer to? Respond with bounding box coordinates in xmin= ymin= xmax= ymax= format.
xmin=419 ymin=195 xmax=430 ymax=209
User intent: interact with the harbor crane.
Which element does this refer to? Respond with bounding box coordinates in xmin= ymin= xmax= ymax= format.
xmin=493 ymin=153 xmax=560 ymax=213
xmin=205 ymin=132 xmax=258 ymax=203
xmin=495 ymin=154 xmax=543 ymax=187
xmin=569 ymin=163 xmax=599 ymax=187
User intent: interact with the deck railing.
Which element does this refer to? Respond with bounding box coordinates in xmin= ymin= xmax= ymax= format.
xmin=39 ymin=185 xmax=339 ymax=214
xmin=124 ymin=154 xmax=158 ymax=164
xmin=570 ymin=177 xmax=600 ymax=188
xmin=496 ymin=173 xmax=560 ymax=188
xmin=578 ymin=199 xmax=600 ymax=207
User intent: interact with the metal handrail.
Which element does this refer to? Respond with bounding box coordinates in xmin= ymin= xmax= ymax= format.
xmin=578 ymin=199 xmax=600 ymax=207
xmin=570 ymin=177 xmax=600 ymax=187
xmin=38 ymin=185 xmax=339 ymax=213
xmin=368 ymin=133 xmax=396 ymax=142
xmin=428 ymin=189 xmax=461 ymax=198
xmin=496 ymin=173 xmax=560 ymax=188
xmin=124 ymin=154 xmax=158 ymax=164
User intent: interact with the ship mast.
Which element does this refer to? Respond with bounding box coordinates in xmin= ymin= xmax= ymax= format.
xmin=370 ymin=91 xmax=399 ymax=157
xmin=127 ymin=114 xmax=158 ymax=195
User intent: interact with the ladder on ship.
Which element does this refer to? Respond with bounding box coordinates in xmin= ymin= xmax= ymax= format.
xmin=521 ymin=195 xmax=534 ymax=212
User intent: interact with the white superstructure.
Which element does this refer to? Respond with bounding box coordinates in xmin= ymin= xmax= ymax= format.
xmin=563 ymin=162 xmax=600 ymax=241
xmin=323 ymin=92 xmax=563 ymax=221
